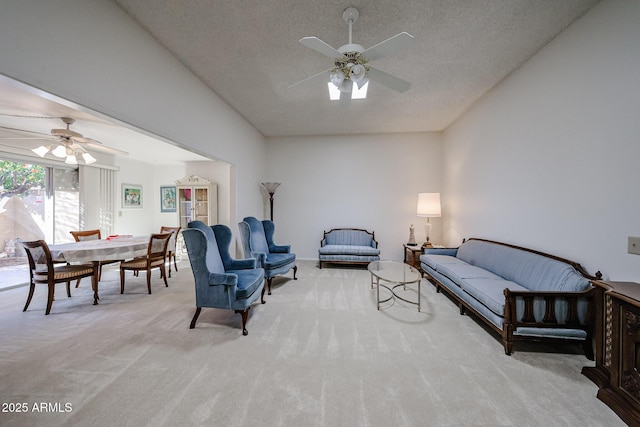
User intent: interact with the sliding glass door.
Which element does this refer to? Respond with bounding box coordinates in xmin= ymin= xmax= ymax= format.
xmin=0 ymin=159 xmax=79 ymax=265
xmin=50 ymin=167 xmax=80 ymax=243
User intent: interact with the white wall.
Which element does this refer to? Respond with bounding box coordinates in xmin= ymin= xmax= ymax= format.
xmin=153 ymin=164 xmax=189 ymax=231
xmin=5 ymin=0 xmax=638 ymax=283
xmin=113 ymin=159 xmax=230 ymax=235
xmin=443 ymin=0 xmax=640 ymax=280
xmin=266 ymin=133 xmax=442 ymax=261
xmin=113 ymin=157 xmax=157 ymax=235
xmin=0 ymin=0 xmax=266 ymax=224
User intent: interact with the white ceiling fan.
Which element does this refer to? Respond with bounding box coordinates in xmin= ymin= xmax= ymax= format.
xmin=291 ymin=6 xmax=414 ymax=97
xmin=0 ymin=116 xmax=129 ymax=164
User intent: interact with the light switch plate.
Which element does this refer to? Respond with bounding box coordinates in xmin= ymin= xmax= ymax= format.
xmin=628 ymin=237 xmax=640 ymax=255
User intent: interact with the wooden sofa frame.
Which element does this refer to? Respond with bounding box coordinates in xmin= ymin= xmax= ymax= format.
xmin=424 ymin=238 xmax=602 ymax=359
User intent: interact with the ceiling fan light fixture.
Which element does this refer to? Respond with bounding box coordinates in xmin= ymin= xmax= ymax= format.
xmin=352 ymin=81 xmax=369 ymax=99
xmin=338 ymin=79 xmax=352 ymax=93
xmin=330 ymin=69 xmax=345 ymax=86
xmin=64 ymin=154 xmax=78 ymax=165
xmin=51 ymin=144 xmax=67 ymax=158
xmin=350 ymin=64 xmax=367 ymax=84
xmin=328 ymin=80 xmax=368 ymax=101
xmin=32 ymin=145 xmax=50 ymax=157
xmin=82 ymin=152 xmax=97 ymax=164
xmin=328 ymin=82 xmax=341 ymax=100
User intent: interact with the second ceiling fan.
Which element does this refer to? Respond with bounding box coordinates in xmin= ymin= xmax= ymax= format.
xmin=0 ymin=116 xmax=129 ymax=164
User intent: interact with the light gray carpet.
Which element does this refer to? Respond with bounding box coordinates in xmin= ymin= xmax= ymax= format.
xmin=0 ymin=260 xmax=624 ymax=426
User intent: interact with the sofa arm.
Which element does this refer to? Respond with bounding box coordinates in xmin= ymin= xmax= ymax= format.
xmin=423 ymin=247 xmax=458 ymax=256
xmin=228 ymin=257 xmax=258 ymax=270
xmin=269 ymin=244 xmax=291 ymax=253
xmin=504 ymin=287 xmax=596 ymax=360
xmin=208 ymin=272 xmax=238 ymax=286
xmin=504 ymin=287 xmax=595 ymax=325
xmin=251 ymin=251 xmax=267 ymax=266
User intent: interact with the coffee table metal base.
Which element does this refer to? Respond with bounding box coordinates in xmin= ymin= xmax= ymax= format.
xmin=372 ymin=279 xmax=421 ymax=311
xmin=368 ymin=261 xmax=421 ymax=312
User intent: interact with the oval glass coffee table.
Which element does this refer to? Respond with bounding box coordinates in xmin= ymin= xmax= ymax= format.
xmin=368 ymin=260 xmax=422 ymax=311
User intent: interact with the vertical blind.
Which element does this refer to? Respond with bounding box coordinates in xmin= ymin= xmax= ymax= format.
xmin=78 ymin=164 xmax=117 ymax=237
xmin=99 ymin=167 xmax=117 ymax=236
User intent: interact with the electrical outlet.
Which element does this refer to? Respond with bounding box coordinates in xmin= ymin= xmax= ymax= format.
xmin=628 ymin=237 xmax=640 ymax=255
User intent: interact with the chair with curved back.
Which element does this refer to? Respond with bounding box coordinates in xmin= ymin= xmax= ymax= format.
xmin=238 ymin=216 xmax=297 ymax=295
xmin=20 ymin=240 xmax=97 ymax=315
xmin=119 ymin=233 xmax=172 ymax=294
xmin=160 ymin=226 xmax=181 ymax=278
xmin=184 ymin=220 xmax=265 ymax=335
xmin=70 ymin=229 xmax=121 ymax=282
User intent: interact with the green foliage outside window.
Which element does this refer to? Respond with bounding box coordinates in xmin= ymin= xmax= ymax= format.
xmin=0 ymin=160 xmax=46 ymax=198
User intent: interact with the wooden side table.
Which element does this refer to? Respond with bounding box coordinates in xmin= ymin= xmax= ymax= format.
xmin=403 ymin=244 xmax=423 ymax=269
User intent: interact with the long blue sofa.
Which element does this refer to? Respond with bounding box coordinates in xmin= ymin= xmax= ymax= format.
xmin=420 ymin=238 xmax=601 ymax=358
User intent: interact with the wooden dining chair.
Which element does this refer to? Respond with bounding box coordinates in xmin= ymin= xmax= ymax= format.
xmin=119 ymin=233 xmax=172 ymax=295
xmin=70 ymin=229 xmax=121 ymax=283
xmin=160 ymin=226 xmax=181 ymax=278
xmin=20 ymin=240 xmax=97 ymax=315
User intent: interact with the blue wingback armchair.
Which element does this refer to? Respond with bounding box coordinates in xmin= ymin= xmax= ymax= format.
xmin=183 ymin=221 xmax=265 ymax=335
xmin=238 ymin=216 xmax=297 ymax=295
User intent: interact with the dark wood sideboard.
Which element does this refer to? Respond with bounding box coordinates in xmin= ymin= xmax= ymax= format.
xmin=582 ymin=281 xmax=640 ymax=425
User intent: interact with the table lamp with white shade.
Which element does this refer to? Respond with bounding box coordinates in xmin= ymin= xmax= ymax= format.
xmin=416 ymin=192 xmax=441 ymax=248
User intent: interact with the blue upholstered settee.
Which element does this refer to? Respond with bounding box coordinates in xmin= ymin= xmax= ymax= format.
xmin=318 ymin=228 xmax=380 ymax=268
xmin=420 ymin=238 xmax=600 ymax=358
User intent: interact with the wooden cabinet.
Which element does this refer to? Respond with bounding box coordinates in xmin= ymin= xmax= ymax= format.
xmin=583 ymin=281 xmax=640 ymax=425
xmin=175 ymin=175 xmax=217 ymax=230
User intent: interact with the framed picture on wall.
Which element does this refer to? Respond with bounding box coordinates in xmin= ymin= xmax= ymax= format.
xmin=160 ymin=185 xmax=177 ymax=213
xmin=122 ymin=184 xmax=143 ymax=208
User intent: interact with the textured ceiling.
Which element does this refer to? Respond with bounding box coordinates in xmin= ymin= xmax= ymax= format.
xmin=0 ymin=0 xmax=601 ymax=165
xmin=115 ymin=0 xmax=599 ymax=137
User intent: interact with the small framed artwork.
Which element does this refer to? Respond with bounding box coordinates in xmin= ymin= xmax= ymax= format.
xmin=122 ymin=183 xmax=143 ymax=208
xmin=160 ymin=186 xmax=177 ymax=213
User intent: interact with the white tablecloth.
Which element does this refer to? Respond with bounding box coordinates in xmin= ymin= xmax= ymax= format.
xmin=49 ymin=236 xmax=151 ymax=263
xmin=48 ymin=235 xmax=176 ymax=305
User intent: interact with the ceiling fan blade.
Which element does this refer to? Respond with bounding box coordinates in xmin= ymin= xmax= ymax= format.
xmin=367 ymin=67 xmax=412 ymax=93
xmin=0 ymin=125 xmax=54 ymax=139
xmin=72 ymin=135 xmax=127 ymax=155
xmin=361 ymin=32 xmax=414 ymax=61
xmin=288 ymin=67 xmax=334 ymax=89
xmin=82 ymin=141 xmax=129 ymax=156
xmin=71 ymin=136 xmax=97 ymax=144
xmin=299 ymin=37 xmax=345 ymax=59
xmin=0 ymin=136 xmax=49 ymax=140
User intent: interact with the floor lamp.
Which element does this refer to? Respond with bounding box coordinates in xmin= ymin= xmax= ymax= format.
xmin=416 ymin=192 xmax=441 ymax=248
xmin=261 ymin=182 xmax=280 ymax=221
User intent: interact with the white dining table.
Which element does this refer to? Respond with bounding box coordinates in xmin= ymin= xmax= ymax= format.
xmin=49 ymin=235 xmax=151 ymax=305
